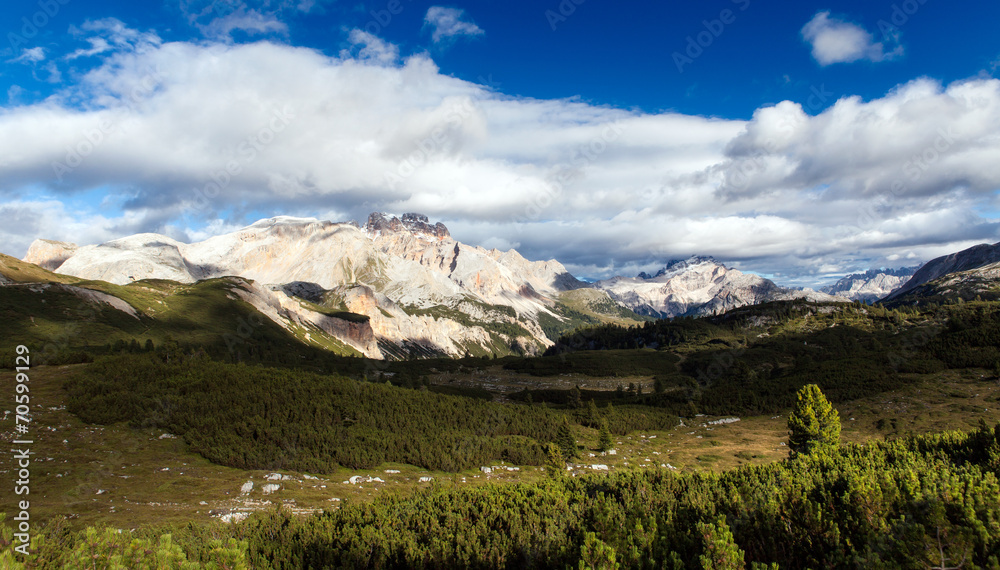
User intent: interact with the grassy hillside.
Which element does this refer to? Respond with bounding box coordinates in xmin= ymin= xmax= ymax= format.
xmin=0 ymin=268 xmax=373 ymax=366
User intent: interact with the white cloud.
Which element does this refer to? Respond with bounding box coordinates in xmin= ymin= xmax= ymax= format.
xmin=0 ymin=38 xmax=997 ymax=286
xmin=67 ymin=37 xmax=113 ymax=60
xmin=801 ymin=11 xmax=902 ymax=66
xmin=12 ymin=47 xmax=45 ymax=63
xmin=341 ymin=29 xmax=399 ymax=65
xmin=424 ymin=7 xmax=485 ymax=44
xmin=71 ymin=18 xmax=163 ymax=54
xmin=179 ymin=0 xmax=289 ymax=40
xmin=202 ymin=10 xmax=288 ymax=39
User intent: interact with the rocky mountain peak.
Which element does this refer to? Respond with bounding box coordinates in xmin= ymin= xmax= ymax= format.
xmin=364 ymin=212 xmax=450 ymax=240
xmin=638 ymin=256 xmax=719 ymax=280
xmin=23 ymin=239 xmax=79 ymax=271
xmin=820 ymin=266 xmax=918 ymax=303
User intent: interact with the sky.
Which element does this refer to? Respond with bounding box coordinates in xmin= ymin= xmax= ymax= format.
xmin=1 ymin=0 xmax=999 ymax=288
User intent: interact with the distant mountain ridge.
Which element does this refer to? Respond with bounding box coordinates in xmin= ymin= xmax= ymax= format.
xmin=885 ymin=242 xmax=1000 ymax=301
xmin=13 ymin=216 xmax=1000 ymax=358
xmin=820 ymin=266 xmax=918 ymax=303
xmin=594 ymin=257 xmax=845 ymax=319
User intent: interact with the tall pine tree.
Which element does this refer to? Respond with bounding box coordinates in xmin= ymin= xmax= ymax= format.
xmin=557 ymin=419 xmax=578 ymax=459
xmin=597 ymin=418 xmax=613 ymax=452
xmin=787 ymin=384 xmax=841 ymax=458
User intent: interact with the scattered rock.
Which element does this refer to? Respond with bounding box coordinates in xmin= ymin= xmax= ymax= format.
xmin=707 ymin=418 xmax=740 ymax=426
xmin=240 ymin=481 xmax=253 ymax=494
xmin=261 ymin=484 xmax=280 ymax=495
xmin=220 ymin=512 xmax=249 ymax=524
xmin=158 ymin=433 xmax=177 ymax=439
xmin=591 ymin=464 xmax=609 ymax=471
xmin=419 ymin=476 xmax=433 ymax=482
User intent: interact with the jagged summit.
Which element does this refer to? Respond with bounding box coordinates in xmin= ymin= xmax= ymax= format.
xmin=638 ymin=256 xmax=717 ymax=280
xmin=364 ymin=212 xmax=450 ymax=240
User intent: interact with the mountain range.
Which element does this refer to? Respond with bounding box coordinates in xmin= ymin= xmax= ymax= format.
xmin=10 ymin=213 xmax=1000 ymax=359
xmin=819 ymin=267 xmax=918 ymax=304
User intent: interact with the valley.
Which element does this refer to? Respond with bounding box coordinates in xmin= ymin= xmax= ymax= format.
xmin=3 ymin=360 xmax=998 ymax=533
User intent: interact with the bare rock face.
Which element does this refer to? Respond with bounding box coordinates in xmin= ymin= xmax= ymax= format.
xmin=820 ymin=267 xmax=917 ymax=303
xmin=30 ymin=214 xmax=575 ymax=358
xmin=595 ymin=257 xmax=845 ymax=318
xmin=23 ymin=239 xmax=78 ymax=271
xmin=364 ymin=212 xmax=450 ymax=240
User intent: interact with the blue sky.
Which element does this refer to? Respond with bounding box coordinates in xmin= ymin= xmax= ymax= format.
xmin=1 ymin=0 xmax=999 ymax=286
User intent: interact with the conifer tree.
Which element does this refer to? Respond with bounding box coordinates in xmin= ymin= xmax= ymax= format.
xmin=597 ymin=418 xmax=613 ymax=452
xmin=544 ymin=443 xmax=566 ymax=478
xmin=697 ymin=517 xmax=746 ymax=570
xmin=557 ymin=419 xmax=578 ymax=459
xmin=586 ymin=399 xmax=599 ymax=426
xmin=787 ymin=384 xmax=841 ymax=458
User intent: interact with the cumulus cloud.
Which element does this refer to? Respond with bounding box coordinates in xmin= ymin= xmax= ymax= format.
xmin=0 ymin=37 xmax=997 ymax=286
xmin=801 ymin=11 xmax=902 ymax=66
xmin=424 ymin=7 xmax=485 ymax=43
